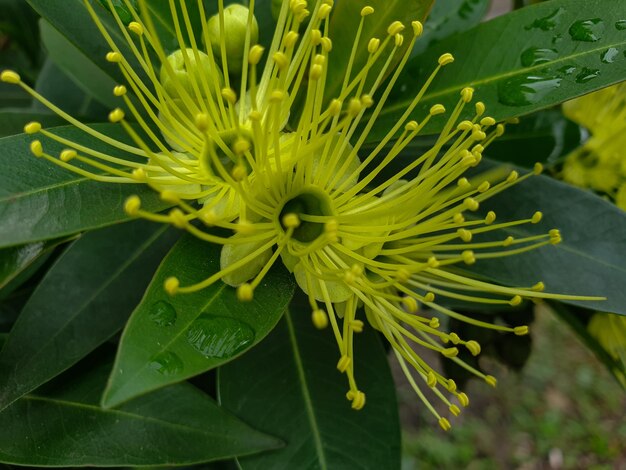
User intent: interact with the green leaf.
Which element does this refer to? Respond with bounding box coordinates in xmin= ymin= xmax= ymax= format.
xmin=369 ymin=0 xmax=626 ymax=140
xmin=324 ymin=0 xmax=434 ymax=104
xmin=412 ymin=0 xmax=490 ymax=57
xmin=219 ymin=303 xmax=401 ymax=470
xmin=0 ymin=124 xmax=169 ymax=248
xmin=0 ymin=110 xmax=66 ymax=138
xmin=0 ymin=221 xmax=177 ymax=412
xmin=0 ymin=362 xmax=282 ymax=466
xmin=101 ymin=234 xmax=295 ymax=408
xmin=466 ymin=165 xmax=626 ymax=315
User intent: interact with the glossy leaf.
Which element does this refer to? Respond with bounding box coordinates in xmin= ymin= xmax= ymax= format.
xmin=324 ymin=0 xmax=434 ymax=104
xmin=0 ymin=124 xmax=169 ymax=248
xmin=369 ymin=0 xmax=626 ymax=140
xmin=0 ymin=110 xmax=66 ymax=138
xmin=465 ymin=165 xmax=626 ymax=315
xmin=219 ymin=304 xmax=401 ymax=470
xmin=0 ymin=221 xmax=177 ymax=412
xmin=0 ymin=363 xmax=282 ymax=467
xmin=412 ymin=0 xmax=490 ymax=57
xmin=102 ymin=234 xmax=294 ymax=408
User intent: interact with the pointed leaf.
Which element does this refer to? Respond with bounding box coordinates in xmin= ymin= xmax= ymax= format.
xmin=0 ymin=363 xmax=282 ymax=467
xmin=369 ymin=0 xmax=626 ymax=140
xmin=219 ymin=305 xmax=401 ymax=470
xmin=102 ymin=234 xmax=294 ymax=408
xmin=0 ymin=221 xmax=177 ymax=412
xmin=0 ymin=124 xmax=169 ymax=248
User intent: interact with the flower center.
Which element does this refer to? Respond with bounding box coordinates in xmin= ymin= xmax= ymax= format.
xmin=279 ymin=187 xmax=334 ymax=243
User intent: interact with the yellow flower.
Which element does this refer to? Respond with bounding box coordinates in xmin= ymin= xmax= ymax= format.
xmin=0 ymin=0 xmax=602 ymax=429
xmin=562 ymin=83 xmax=626 ymax=208
xmin=588 ymin=313 xmax=626 ymax=388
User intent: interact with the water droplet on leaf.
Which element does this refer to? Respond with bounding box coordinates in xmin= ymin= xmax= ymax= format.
xmin=615 ymin=20 xmax=626 ymax=30
xmin=497 ymin=75 xmax=562 ymax=107
xmin=558 ymin=65 xmax=577 ymax=75
xmin=601 ymin=47 xmax=620 ymax=63
xmin=525 ymin=8 xmax=565 ymax=31
xmin=568 ymin=19 xmax=605 ymax=42
xmin=520 ymin=47 xmax=558 ymax=67
xmin=186 ymin=316 xmax=255 ymax=359
xmin=575 ymin=67 xmax=600 ymax=83
xmin=149 ymin=301 xmax=177 ymax=326
xmin=150 ymin=351 xmax=183 ymax=376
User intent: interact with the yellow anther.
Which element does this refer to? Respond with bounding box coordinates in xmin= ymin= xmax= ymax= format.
xmin=472 ymin=144 xmax=484 ymax=154
xmin=387 ymin=20 xmax=405 ymax=36
xmin=402 ymin=296 xmax=418 ymax=313
xmin=394 ymin=33 xmax=404 ymax=47
xmin=284 ymin=31 xmax=299 ymax=48
xmin=24 ymin=122 xmax=41 ymax=134
xmin=320 ymin=37 xmax=332 ymax=52
xmin=367 ymin=38 xmax=380 ymax=54
xmin=351 ymin=320 xmax=364 ymax=333
xmin=310 ymin=29 xmax=322 ymax=45
xmin=549 ymin=228 xmax=562 ymax=244
xmin=475 ymin=101 xmax=485 ymax=115
xmin=405 ymin=120 xmax=419 ymax=132
xmin=485 ymin=375 xmax=497 ymax=387
xmin=442 ymin=347 xmax=458 ymax=358
xmin=351 ymin=391 xmax=366 ymax=410
xmin=426 ymin=371 xmax=437 ymax=388
xmin=128 ymin=22 xmax=143 ymax=35
xmin=30 ymin=140 xmax=43 ymax=157
xmin=429 ymin=317 xmax=440 ymax=328
xmin=438 ymin=53 xmax=454 ymax=65
xmin=312 ymin=309 xmax=328 ymax=329
xmin=282 ymin=213 xmax=301 ymax=229
xmin=534 ymin=162 xmax=544 ymax=175
xmin=273 ymin=51 xmax=289 ymax=69
xmin=503 ymin=235 xmax=514 ymax=246
xmin=113 ymin=85 xmax=127 ymax=96
xmin=361 ymin=94 xmax=374 ymax=108
xmin=448 ymin=332 xmax=461 ymax=344
xmin=361 ymin=6 xmax=374 ymax=16
xmin=248 ymin=45 xmax=265 ymax=65
xmin=200 ymin=209 xmax=218 ymax=226
xmin=233 ymin=137 xmax=251 ymax=155
xmin=237 ymin=283 xmax=254 ymax=301
xmin=270 ymin=90 xmax=285 ymax=102
xmin=249 ymin=110 xmax=262 ymax=121
xmin=124 ymin=195 xmax=141 ymax=216
xmin=411 ymin=21 xmax=423 ymax=36
xmin=427 ymin=256 xmax=439 ymax=268
xmin=531 ymin=211 xmax=543 ymax=224
xmin=221 ymin=88 xmax=237 ymax=104
xmin=466 ymin=340 xmax=481 ymax=356
xmin=485 ymin=211 xmax=496 ymax=224
xmin=447 ymin=379 xmax=457 ymax=392
xmin=324 ymin=218 xmax=339 ymax=233
xmin=60 ymin=149 xmax=77 ymax=162
xmin=231 ymin=164 xmax=248 ymax=181
xmin=169 ymin=208 xmax=187 ymax=229
xmin=0 ymin=70 xmax=20 ymax=84
xmin=472 ymin=129 xmax=487 ymax=141
xmin=337 ymin=355 xmax=351 ymax=372
xmin=106 ymin=51 xmax=122 ymax=63
xmin=310 ymin=64 xmax=323 ymax=80
xmin=348 ymin=98 xmax=362 ymax=115
xmin=457 ymin=392 xmax=469 ymax=407
xmin=457 ymin=176 xmax=470 ymax=187
xmin=457 ymin=228 xmax=472 ymax=242
xmin=164 ymin=277 xmax=180 ymax=295
xmin=461 ymin=153 xmax=477 ymax=167
xmin=460 ymin=87 xmax=474 ymax=102
xmin=463 ymin=197 xmax=479 ymax=211
xmin=457 ymin=120 xmax=473 ymax=131
xmin=449 ymin=405 xmax=461 ymax=416
xmin=424 ymin=292 xmax=435 ymax=302
xmin=195 ymin=113 xmax=209 ymax=131
xmin=430 ymin=104 xmax=446 ymax=115
xmin=395 ymin=268 xmax=410 ymax=283
xmin=480 ymin=116 xmax=496 ymax=126
xmin=160 ymin=190 xmax=179 ymax=204
xmin=495 ymin=123 xmax=505 ymax=136
xmin=132 ymin=168 xmax=146 ymax=181
xmin=318 ymin=3 xmax=332 ymax=19
xmin=236 ymin=220 xmax=254 ymax=235
xmin=532 ymin=281 xmax=545 ymax=292
xmin=438 ymin=417 xmax=452 ymax=431
xmin=509 ymin=295 xmax=522 ymax=306
xmin=108 ymin=108 xmax=125 ymax=123
xmin=507 ymin=170 xmax=519 ymax=183
xmin=462 ymin=250 xmax=475 ymax=265
xmin=514 ymin=326 xmax=530 ymax=336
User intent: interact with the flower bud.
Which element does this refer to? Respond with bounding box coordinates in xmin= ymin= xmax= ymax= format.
xmin=207 ymin=5 xmax=259 ymax=74
xmin=160 ymin=48 xmax=223 ymax=100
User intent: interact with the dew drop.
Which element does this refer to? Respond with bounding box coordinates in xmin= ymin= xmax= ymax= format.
xmin=568 ymin=18 xmax=605 ymax=42
xmin=558 ymin=65 xmax=577 ymax=75
xmin=186 ymin=316 xmax=255 ymax=359
xmin=525 ymin=8 xmax=565 ymax=31
xmin=601 ymin=47 xmax=620 ymax=63
xmin=149 ymin=301 xmax=177 ymax=327
xmin=497 ymin=75 xmax=562 ymax=107
xmin=616 ymin=20 xmax=626 ymax=30
xmin=150 ymin=351 xmax=183 ymax=376
xmin=575 ymin=67 xmax=600 ymax=83
xmin=520 ymin=47 xmax=558 ymax=67
xmin=552 ymin=34 xmax=563 ymax=44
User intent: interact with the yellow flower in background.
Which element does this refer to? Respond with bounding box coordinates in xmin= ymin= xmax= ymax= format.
xmin=0 ymin=0 xmax=602 ymax=430
xmin=562 ymin=83 xmax=626 ymax=210
xmin=588 ymin=313 xmax=626 ymax=389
